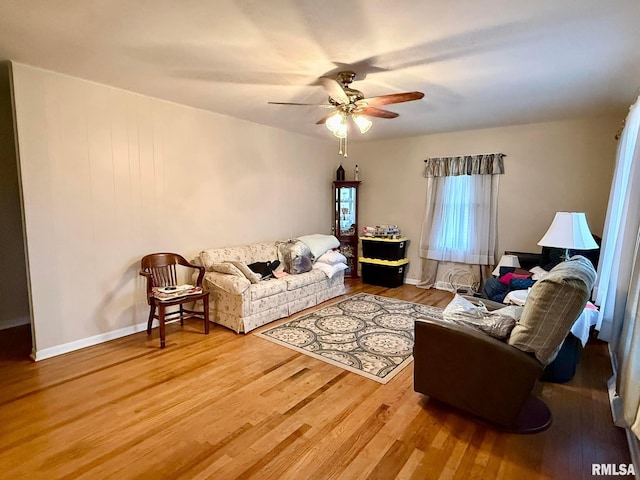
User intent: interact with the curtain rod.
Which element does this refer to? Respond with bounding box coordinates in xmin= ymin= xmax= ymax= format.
xmin=423 ymin=153 xmax=506 ymax=162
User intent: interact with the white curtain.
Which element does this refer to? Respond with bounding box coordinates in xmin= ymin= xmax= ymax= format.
xmin=420 ymin=174 xmax=499 ymax=265
xmin=594 ymin=97 xmax=640 ymax=343
xmin=592 ymin=94 xmax=640 ymax=440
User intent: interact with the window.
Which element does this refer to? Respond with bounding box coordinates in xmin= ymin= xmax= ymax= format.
xmin=419 ymin=154 xmax=503 ymax=268
xmin=432 ymin=174 xmax=472 ymax=254
xmin=423 ymin=173 xmax=496 ymax=265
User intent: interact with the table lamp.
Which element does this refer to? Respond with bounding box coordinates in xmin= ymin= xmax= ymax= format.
xmin=492 ymin=254 xmax=521 ymax=276
xmin=537 ymin=212 xmax=599 ymax=261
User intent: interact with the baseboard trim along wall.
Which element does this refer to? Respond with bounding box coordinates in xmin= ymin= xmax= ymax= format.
xmin=31 ymin=321 xmax=149 ymax=361
xmin=607 ymin=343 xmax=638 ymax=475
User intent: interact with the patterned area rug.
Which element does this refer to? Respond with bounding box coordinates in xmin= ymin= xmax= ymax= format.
xmin=255 ymin=293 xmax=444 ymax=384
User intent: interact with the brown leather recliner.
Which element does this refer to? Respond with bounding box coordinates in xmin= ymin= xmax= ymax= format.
xmin=413 ymin=256 xmax=597 ymax=433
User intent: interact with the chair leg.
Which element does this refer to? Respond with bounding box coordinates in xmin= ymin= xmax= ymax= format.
xmin=147 ymin=304 xmax=156 ymax=335
xmin=204 ymin=294 xmax=210 ymax=335
xmin=159 ymin=306 xmax=166 ymax=348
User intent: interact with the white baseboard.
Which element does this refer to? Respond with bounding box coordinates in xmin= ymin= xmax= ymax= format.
xmin=608 ymin=376 xmax=624 ymax=426
xmin=0 ymin=315 xmax=30 ymax=330
xmin=607 ymin=344 xmax=639 ymax=477
xmin=404 ymin=277 xmax=419 ymax=285
xmin=31 ymin=321 xmax=149 ymax=361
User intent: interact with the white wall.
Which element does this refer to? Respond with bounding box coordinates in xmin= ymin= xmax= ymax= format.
xmin=10 ymin=61 xmax=621 ymax=356
xmin=346 ymin=116 xmax=619 ymax=282
xmin=11 ymin=63 xmax=336 ymax=358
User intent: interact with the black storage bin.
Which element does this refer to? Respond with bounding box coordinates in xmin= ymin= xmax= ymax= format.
xmin=360 ymin=237 xmax=408 ymax=261
xmin=360 ymin=259 xmax=409 ymax=288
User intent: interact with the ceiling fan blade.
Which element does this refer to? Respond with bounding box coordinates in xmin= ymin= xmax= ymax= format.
xmin=358 ymin=107 xmax=399 ymax=119
xmin=268 ymin=101 xmax=333 ymax=107
xmin=315 ymin=111 xmax=339 ymax=125
xmin=358 ymin=91 xmax=424 ymax=107
xmin=319 ymin=77 xmax=349 ymax=104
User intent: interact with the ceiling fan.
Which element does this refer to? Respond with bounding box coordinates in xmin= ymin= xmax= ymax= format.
xmin=268 ymin=71 xmax=424 ymax=156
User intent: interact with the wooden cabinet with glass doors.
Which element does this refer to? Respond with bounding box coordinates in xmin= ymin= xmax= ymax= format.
xmin=333 ymin=181 xmax=360 ymax=278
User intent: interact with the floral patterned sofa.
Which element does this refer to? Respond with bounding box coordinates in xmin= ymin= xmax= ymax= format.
xmin=196 ymin=241 xmax=346 ymax=333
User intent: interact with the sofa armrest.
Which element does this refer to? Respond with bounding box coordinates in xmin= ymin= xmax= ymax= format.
xmin=414 ymin=318 xmax=544 ymax=428
xmin=203 ymin=271 xmax=251 ymax=295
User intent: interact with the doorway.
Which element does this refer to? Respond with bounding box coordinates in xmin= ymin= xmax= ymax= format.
xmin=0 ymin=61 xmax=32 ymax=358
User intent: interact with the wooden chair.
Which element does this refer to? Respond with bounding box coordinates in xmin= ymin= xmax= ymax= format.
xmin=139 ymin=253 xmax=210 ymax=348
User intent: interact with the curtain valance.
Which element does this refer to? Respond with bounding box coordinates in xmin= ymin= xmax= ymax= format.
xmin=423 ymin=153 xmax=505 ymax=177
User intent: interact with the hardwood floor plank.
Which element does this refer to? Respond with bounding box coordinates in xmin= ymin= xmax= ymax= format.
xmin=233 ymin=423 xmax=312 ymax=480
xmin=0 ymin=280 xmax=630 ymax=479
xmin=274 ymin=376 xmax=380 ymax=480
xmin=342 ymin=384 xmax=429 ymax=480
xmin=367 ymin=439 xmax=415 ymax=480
xmin=309 ymin=403 xmax=391 ymax=480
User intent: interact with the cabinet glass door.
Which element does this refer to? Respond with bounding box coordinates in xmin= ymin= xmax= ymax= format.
xmin=339 ymin=187 xmax=357 ymax=236
xmin=333 ymin=181 xmax=360 ymax=278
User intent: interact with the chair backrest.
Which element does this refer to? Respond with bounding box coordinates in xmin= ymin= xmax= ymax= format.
xmin=141 ymin=253 xmax=190 ymax=288
xmin=507 ymin=255 xmax=597 ymax=365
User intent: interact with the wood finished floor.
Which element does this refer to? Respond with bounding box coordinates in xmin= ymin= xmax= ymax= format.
xmin=0 ymin=280 xmax=629 ymax=479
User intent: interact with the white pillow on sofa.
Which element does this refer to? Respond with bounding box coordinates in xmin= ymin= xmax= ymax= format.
xmin=312 ymin=261 xmax=348 ymax=279
xmin=297 ymin=234 xmax=340 ymax=260
xmin=316 ymin=250 xmax=347 ymax=266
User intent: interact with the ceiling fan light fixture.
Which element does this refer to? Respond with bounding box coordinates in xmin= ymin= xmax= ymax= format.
xmin=333 ymin=120 xmax=348 ymax=139
xmin=325 ymin=111 xmax=344 ymax=134
xmin=352 ymin=114 xmax=372 ymax=134
xmin=268 ymin=70 xmax=424 ymax=158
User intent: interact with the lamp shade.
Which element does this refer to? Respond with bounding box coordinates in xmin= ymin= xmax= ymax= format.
xmin=537 ymin=212 xmax=598 ymax=250
xmin=492 ymin=254 xmax=521 ymax=276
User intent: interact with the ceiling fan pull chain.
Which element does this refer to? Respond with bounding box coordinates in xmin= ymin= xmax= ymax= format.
xmin=338 ymin=136 xmax=348 ymax=157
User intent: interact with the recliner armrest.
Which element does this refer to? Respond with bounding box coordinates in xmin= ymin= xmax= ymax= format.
xmin=414 ymin=318 xmax=544 ymax=428
xmin=461 ymin=295 xmax=507 ymax=311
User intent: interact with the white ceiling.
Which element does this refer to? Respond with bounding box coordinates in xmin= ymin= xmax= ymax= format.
xmin=1 ymin=0 xmax=639 ymax=141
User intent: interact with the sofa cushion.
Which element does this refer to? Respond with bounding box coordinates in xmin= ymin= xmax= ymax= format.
xmin=200 ymin=242 xmax=278 ymax=269
xmin=283 ymin=269 xmax=327 ymax=290
xmin=204 ymin=271 xmax=251 ymax=295
xmin=250 ymin=279 xmax=287 ymax=301
xmin=507 ymin=255 xmax=596 ymax=365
